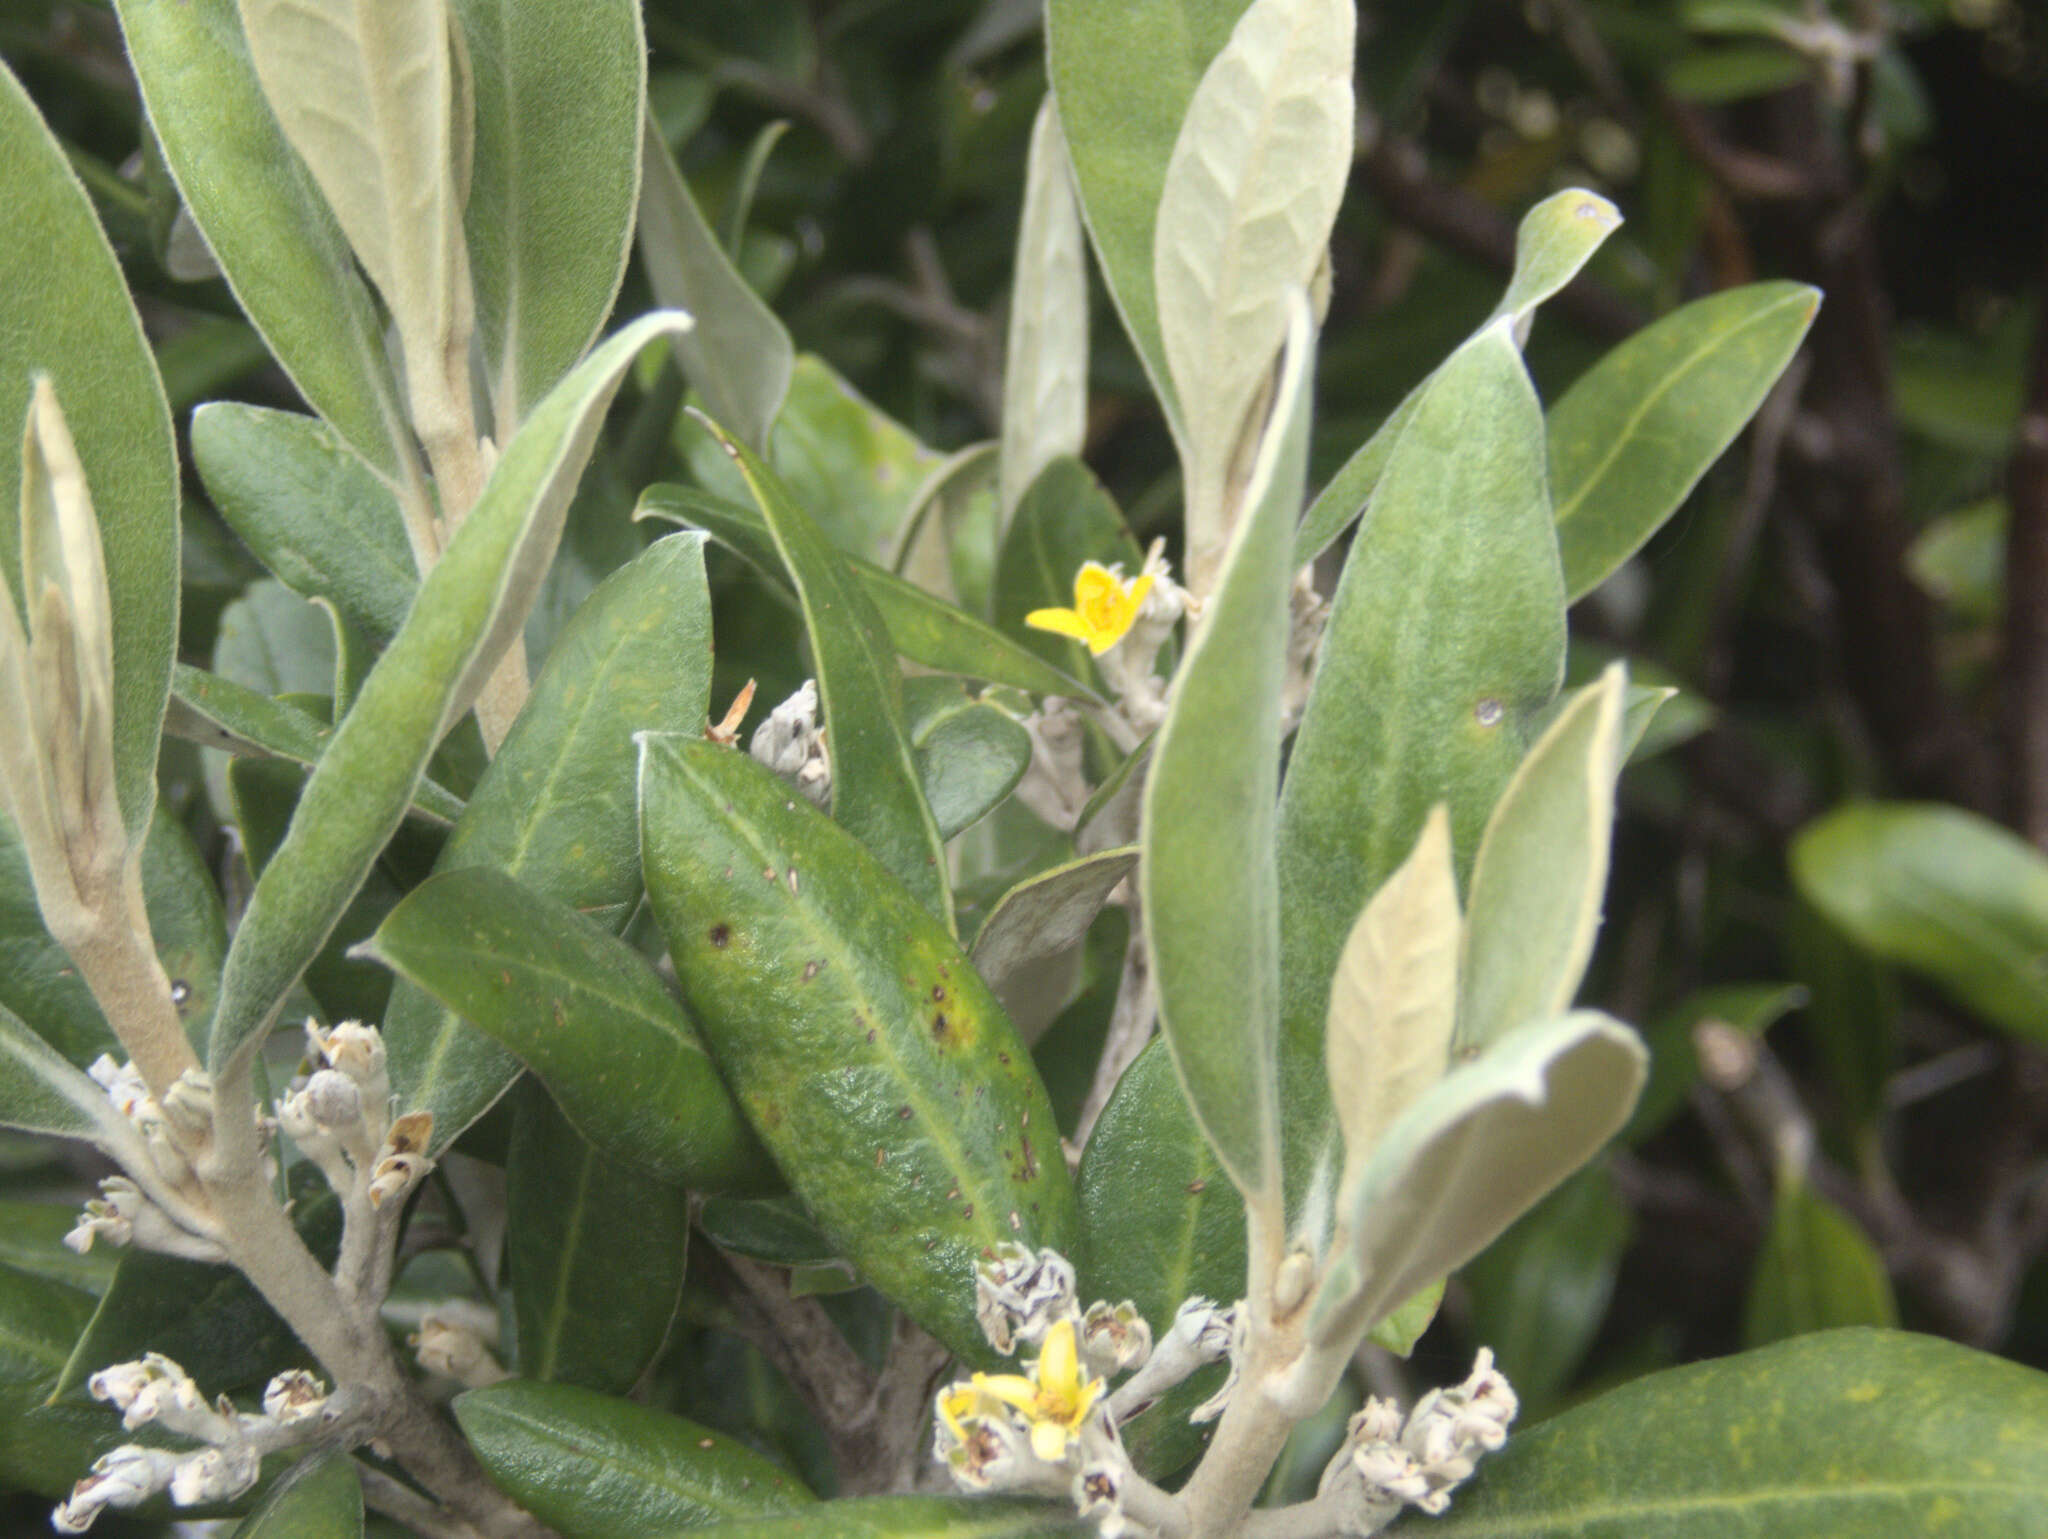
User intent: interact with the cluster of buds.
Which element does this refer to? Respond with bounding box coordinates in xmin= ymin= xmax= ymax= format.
xmin=52 ymin=1356 xmax=336 ymax=1532
xmin=938 ymin=1247 xmax=1193 ymax=1538
xmin=276 ymin=1020 xmax=429 ymax=1208
xmin=749 ymin=679 xmax=830 ymax=806
xmin=63 ymin=1058 xmax=223 ymax=1262
xmin=1317 ymin=1349 xmax=1519 ymax=1534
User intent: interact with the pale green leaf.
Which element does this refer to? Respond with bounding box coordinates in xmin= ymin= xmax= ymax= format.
xmin=0 ymin=63 xmax=179 ymax=842
xmin=1000 ymin=99 xmax=1089 ymax=525
xmin=0 ymin=1000 xmax=138 ymax=1154
xmin=1326 ymin=805 xmax=1459 ymax=1196
xmin=1310 ymin=1011 xmax=1645 ymax=1352
xmin=1142 ymin=290 xmax=1314 ymax=1205
xmin=1488 ymin=188 xmax=1623 ymax=326
xmin=208 ymin=313 xmax=688 ymax=1077
xmin=1154 ymin=0 xmax=1352 ymax=588
xmin=456 ymin=0 xmax=644 ymax=430
xmin=971 ymin=848 xmax=1139 ymax=1041
xmin=1458 ymin=662 xmax=1628 ymax=1053
xmin=640 ymin=111 xmax=794 ymax=451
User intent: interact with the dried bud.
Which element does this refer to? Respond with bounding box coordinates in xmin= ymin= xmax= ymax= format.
xmin=1077 ymin=1300 xmax=1152 ymax=1378
xmin=750 ymin=680 xmax=831 ymax=806
xmin=413 ymin=1305 xmax=507 ymax=1388
xmin=261 ymin=1369 xmax=329 ymax=1425
xmin=64 ymin=1178 xmax=142 ymax=1254
xmin=974 ymin=1244 xmax=1078 ymax=1355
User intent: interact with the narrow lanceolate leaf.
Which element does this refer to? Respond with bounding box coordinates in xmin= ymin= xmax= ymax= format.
xmin=0 ymin=1263 xmax=105 ymax=1498
xmin=1744 ymin=1176 xmax=1897 ymax=1349
xmin=507 ymin=1085 xmax=691 ymax=1394
xmin=1310 ymin=1012 xmax=1645 ymax=1354
xmin=637 ymin=485 xmax=1097 ymax=702
xmin=115 ymin=0 xmax=415 ymax=484
xmin=0 ymin=63 xmax=178 ymax=842
xmin=1425 ymin=1329 xmax=2048 ymax=1539
xmin=1325 ymin=805 xmax=1459 ymax=1197
xmin=1458 ymin=663 xmax=1628 ymax=1053
xmin=1142 ymin=290 xmax=1314 ymax=1206
xmin=380 ymin=529 xmax=716 ymax=1147
xmin=208 ymin=313 xmax=688 ymax=1078
xmin=190 ymin=405 xmax=416 ymax=641
xmin=1553 ymin=281 xmax=1820 ymax=600
xmin=1000 ymin=99 xmax=1089 ymax=526
xmin=236 ymin=0 xmax=472 ymax=441
xmin=455 ymin=0 xmax=643 ymax=430
xmin=1153 ymin=0 xmax=1352 ymax=590
xmin=366 ymin=865 xmax=766 ymax=1191
xmin=641 ymin=115 xmax=795 ymax=450
xmin=1077 ymin=1038 xmax=1244 ymax=1481
xmin=1046 ymin=0 xmax=1256 ymax=436
xmin=1488 ymin=188 xmax=1623 ymax=326
xmin=1791 ymin=801 xmax=2048 ymax=1046
xmin=1276 ymin=322 xmax=1565 ymax=1232
xmin=972 ymin=848 xmax=1140 ymax=1041
xmin=639 ymin=738 xmax=1075 ymax=1362
xmin=454 ymin=1380 xmax=813 ymax=1539
xmin=0 ymin=1001 xmax=140 ymax=1154
xmin=693 ymin=417 xmax=952 ymax=926
xmin=230 ymin=1452 xmax=361 ymax=1539
xmin=642 ymin=1497 xmax=1089 ymax=1539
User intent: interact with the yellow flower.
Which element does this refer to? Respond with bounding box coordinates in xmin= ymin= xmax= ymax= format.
xmin=969 ymin=1318 xmax=1103 ymax=1463
xmin=1025 ymin=562 xmax=1154 ymax=656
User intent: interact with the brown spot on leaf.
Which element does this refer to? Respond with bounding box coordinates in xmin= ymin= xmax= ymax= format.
xmin=1187 ymin=1179 xmax=1207 ymax=1195
xmin=931 ymin=1012 xmax=949 ymax=1042
xmin=899 ymin=1106 xmax=914 ymax=1120
xmin=962 ymin=1204 xmax=974 ymax=1219
xmin=874 ymin=1147 xmax=887 ymax=1167
xmin=931 ymin=983 xmax=946 ymax=1002
xmin=709 ymin=924 xmax=731 ymax=948
xmin=802 ymin=959 xmax=821 ymax=981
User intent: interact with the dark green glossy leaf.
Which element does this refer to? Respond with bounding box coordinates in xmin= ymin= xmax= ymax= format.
xmin=0 ymin=1261 xmax=109 ymax=1498
xmin=1744 ymin=1177 xmax=1897 ymax=1349
xmin=211 ymin=314 xmax=689 ymax=1079
xmin=906 ymin=680 xmax=1032 ymax=841
xmin=0 ymin=60 xmax=178 ymax=840
xmin=231 ymin=1452 xmax=362 ymax=1539
xmin=690 ymin=417 xmax=951 ymax=925
xmin=637 ymin=485 xmax=1095 ymax=702
xmin=1552 ymin=281 xmax=1819 ymax=601
xmin=458 ymin=0 xmax=643 ymax=430
xmin=190 ymin=404 xmax=417 ymax=640
xmin=0 ymin=1203 xmax=118 ymax=1294
xmin=507 ymin=1083 xmax=691 ymax=1394
xmin=1791 ymin=801 xmax=2048 ymax=1045
xmin=639 ymin=738 xmax=1075 ymax=1361
xmin=367 ymin=865 xmax=767 ymax=1192
xmin=1424 ymin=1330 xmax=2046 ymax=1537
xmin=455 ymin=1378 xmax=812 ymax=1537
xmin=1276 ymin=323 xmax=1565 ymax=1229
xmin=698 ymin=1195 xmax=840 ymax=1269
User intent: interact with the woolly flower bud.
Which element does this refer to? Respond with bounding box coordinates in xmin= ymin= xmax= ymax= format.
xmin=974 ymin=1244 xmax=1078 ymax=1356
xmin=302 ymin=1068 xmax=363 ymax=1130
xmin=1078 ymin=1300 xmax=1151 ymax=1379
xmin=750 ymin=680 xmax=831 ymax=806
xmin=413 ymin=1304 xmax=508 ymax=1388
xmin=63 ymin=1178 xmax=142 ymax=1254
xmin=317 ymin=1020 xmax=386 ymax=1090
xmin=88 ymin=1352 xmax=204 ymax=1431
xmin=262 ymin=1369 xmax=329 ymax=1426
xmin=52 ymin=1445 xmax=180 ymax=1533
xmin=366 ymin=1110 xmax=434 ymax=1208
xmin=167 ymin=1444 xmax=260 ymax=1507
xmin=86 ymin=1056 xmax=150 ymax=1120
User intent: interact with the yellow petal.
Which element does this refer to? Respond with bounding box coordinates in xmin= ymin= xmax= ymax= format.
xmin=1030 ymin=1418 xmax=1070 ymax=1463
xmin=1071 ymin=562 xmax=1121 ymax=607
xmin=1024 ymin=606 xmax=1092 ymax=642
xmin=973 ymin=1372 xmax=1038 ymax=1414
xmin=1037 ymin=1319 xmax=1081 ymax=1398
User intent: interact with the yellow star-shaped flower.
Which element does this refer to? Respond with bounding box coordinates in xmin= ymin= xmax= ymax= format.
xmin=967 ymin=1317 xmax=1103 ymax=1463
xmin=1025 ymin=562 xmax=1154 ymax=656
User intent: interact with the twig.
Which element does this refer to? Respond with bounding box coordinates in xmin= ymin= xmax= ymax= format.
xmin=358 ymin=1463 xmax=488 ymax=1539
xmin=1072 ymin=917 xmax=1153 ymax=1150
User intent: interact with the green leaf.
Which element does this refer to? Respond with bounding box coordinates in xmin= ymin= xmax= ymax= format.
xmin=640 ymin=112 xmax=794 ymax=450
xmin=165 ymin=666 xmax=467 ymax=826
xmin=0 ymin=1262 xmax=106 ymax=1498
xmin=657 ymin=1498 xmax=1086 ymax=1539
xmin=0 ymin=1203 xmax=118 ymax=1295
xmin=1076 ymin=1038 xmax=1243 ymax=1480
xmin=1907 ymin=496 xmax=2005 ymax=624
xmin=638 ymin=485 xmax=1095 ymax=702
xmin=0 ymin=61 xmax=178 ymax=841
xmin=1000 ymin=99 xmax=1089 ymax=524
xmin=698 ymin=1195 xmax=840 ymax=1269
xmin=1791 ymin=801 xmax=2048 ymax=1045
xmin=638 ymin=738 xmax=1075 ymax=1362
xmin=691 ymin=416 xmax=951 ymax=926
xmin=1552 ymin=281 xmax=1819 ymax=601
xmin=1325 ymin=805 xmax=1459 ymax=1198
xmin=1142 ymin=290 xmax=1313 ymax=1206
xmin=1277 ymin=321 xmax=1565 ymax=1226
xmin=1460 ymin=1162 xmax=1632 ymax=1415
xmin=1047 ymin=0 xmax=1253 ymax=435
xmin=366 ymin=866 xmax=767 ymax=1192
xmin=455 ymin=1379 xmax=813 ymax=1538
xmin=906 ymin=680 xmax=1033 ymax=842
xmin=231 ymin=1452 xmax=362 ymax=1539
xmin=213 ymin=578 xmax=337 ymax=701
xmin=971 ymin=849 xmax=1140 ymax=1041
xmin=1488 ymin=188 xmax=1623 ymax=325
xmin=1458 ymin=663 xmax=1628 ymax=1053
xmin=1627 ymin=981 xmax=1807 ymax=1143
xmin=190 ymin=404 xmax=417 ymax=641
xmin=209 ymin=312 xmax=688 ymax=1079
xmin=0 ymin=1000 xmax=136 ymax=1150
xmin=381 ymin=529 xmax=717 ymax=1147
xmin=115 ymin=0 xmax=416 ymax=482
xmin=1152 ymin=0 xmax=1352 ymax=585
xmin=1745 ymin=1176 xmax=1898 ymax=1349
xmin=1311 ymin=1012 xmax=1644 ymax=1354
xmin=507 ymin=1083 xmax=691 ymax=1394
xmin=456 ymin=0 xmax=643 ymax=430
xmin=1365 ymin=1278 xmax=1445 ymax=1358
xmin=1424 ymin=1329 xmax=2048 ymax=1537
